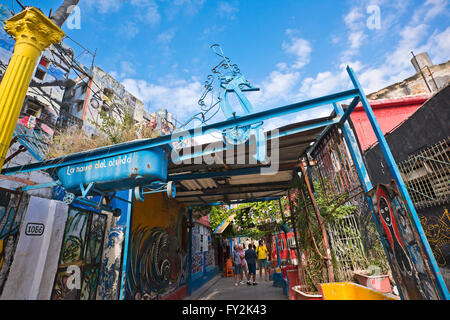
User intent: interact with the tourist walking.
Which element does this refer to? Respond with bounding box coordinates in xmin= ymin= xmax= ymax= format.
xmin=232 ymin=244 xmax=243 ymax=286
xmin=245 ymin=243 xmax=258 ymax=285
xmin=239 ymin=244 xmax=249 ymax=283
xmin=256 ymin=239 xmax=270 ymax=281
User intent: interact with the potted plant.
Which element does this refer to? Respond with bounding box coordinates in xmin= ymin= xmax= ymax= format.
xmin=353 ymin=268 xmax=391 ymax=293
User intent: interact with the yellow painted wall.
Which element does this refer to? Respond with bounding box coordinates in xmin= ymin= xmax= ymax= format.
xmin=132 ymin=193 xmax=183 ymax=229
xmin=126 ymin=192 xmax=189 ymax=300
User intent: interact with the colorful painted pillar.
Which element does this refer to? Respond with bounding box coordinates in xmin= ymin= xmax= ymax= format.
xmin=0 ymin=7 xmax=64 ymax=170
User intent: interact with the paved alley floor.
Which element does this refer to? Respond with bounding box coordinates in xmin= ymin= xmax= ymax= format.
xmin=186 ymin=272 xmax=288 ymax=300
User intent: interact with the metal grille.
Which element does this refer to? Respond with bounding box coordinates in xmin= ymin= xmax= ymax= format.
xmin=399 ymin=137 xmax=450 ymax=209
xmin=311 ymin=127 xmax=362 ymax=201
xmin=328 ymin=215 xmax=367 ymax=281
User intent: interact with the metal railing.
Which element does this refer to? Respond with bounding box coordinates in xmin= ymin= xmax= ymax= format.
xmin=398 ymin=137 xmax=450 ymax=209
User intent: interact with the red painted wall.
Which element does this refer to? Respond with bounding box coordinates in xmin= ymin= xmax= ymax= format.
xmin=161 ymin=285 xmax=188 ymax=300
xmin=269 ymin=232 xmax=297 ymax=264
xmin=350 ymin=95 xmax=429 ymax=151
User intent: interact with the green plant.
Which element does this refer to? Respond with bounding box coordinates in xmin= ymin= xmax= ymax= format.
xmin=292 ymin=175 xmax=360 ymax=292
xmin=208 ymin=199 xmax=289 ymax=239
xmin=47 ymin=108 xmax=159 ymax=159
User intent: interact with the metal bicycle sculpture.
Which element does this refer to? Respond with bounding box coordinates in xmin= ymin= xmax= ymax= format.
xmin=177 ymin=44 xmax=266 ymax=161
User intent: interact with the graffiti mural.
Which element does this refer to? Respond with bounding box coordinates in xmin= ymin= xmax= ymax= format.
xmin=0 ymin=190 xmax=25 ymax=293
xmin=192 ymin=252 xmax=203 ymax=275
xmin=51 ymin=207 xmax=107 ymax=300
xmin=368 ymin=182 xmax=441 ymax=299
xmin=125 ymin=193 xmax=188 ymax=300
xmin=420 ymin=208 xmax=450 ymax=283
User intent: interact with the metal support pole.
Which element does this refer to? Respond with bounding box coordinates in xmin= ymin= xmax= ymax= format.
xmin=346 ymin=66 xmax=449 ymax=299
xmin=299 ymin=160 xmax=335 ymax=282
xmin=0 ymin=8 xmax=64 ymax=170
xmin=274 ymin=231 xmax=281 ymax=268
xmin=278 ymin=198 xmax=292 ymax=264
xmin=187 ymin=206 xmax=193 ymax=296
xmin=287 ymin=189 xmax=305 ymax=285
xmin=119 ymin=189 xmax=134 ymax=300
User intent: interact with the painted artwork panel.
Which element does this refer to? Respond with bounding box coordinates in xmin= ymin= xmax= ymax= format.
xmin=125 ymin=193 xmax=188 ymax=300
xmin=369 ymin=183 xmax=441 ymax=299
xmin=51 ymin=207 xmax=107 ymax=300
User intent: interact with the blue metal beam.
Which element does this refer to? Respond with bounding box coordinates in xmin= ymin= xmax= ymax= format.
xmin=119 ymin=189 xmax=133 ymax=300
xmin=172 ymin=116 xmax=340 ymax=164
xmin=17 ymin=181 xmax=57 ymax=191
xmin=346 ymin=65 xmax=450 ymax=300
xmin=338 ymin=95 xmax=360 ymax=125
xmin=2 ymin=89 xmax=359 ymax=176
xmin=170 ymin=166 xmax=287 ymax=181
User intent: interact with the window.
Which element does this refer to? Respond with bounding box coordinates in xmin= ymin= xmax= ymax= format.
xmin=34 ymin=68 xmax=46 ymax=81
xmin=39 ymin=57 xmax=50 ymax=68
xmin=25 ymin=101 xmax=41 ymax=117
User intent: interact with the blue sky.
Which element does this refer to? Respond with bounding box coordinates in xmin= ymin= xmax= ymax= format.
xmin=18 ymin=0 xmax=450 ymax=128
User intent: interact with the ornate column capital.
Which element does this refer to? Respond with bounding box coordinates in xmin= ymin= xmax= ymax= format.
xmin=4 ymin=7 xmax=65 ymax=52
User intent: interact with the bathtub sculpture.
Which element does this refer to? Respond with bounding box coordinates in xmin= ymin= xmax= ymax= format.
xmin=51 ymin=146 xmax=175 ymax=216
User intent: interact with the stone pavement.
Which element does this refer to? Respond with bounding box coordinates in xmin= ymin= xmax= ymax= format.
xmin=185 ymin=271 xmax=288 ymax=300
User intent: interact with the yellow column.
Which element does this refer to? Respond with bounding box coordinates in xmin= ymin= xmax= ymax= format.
xmin=0 ymin=7 xmax=65 ymax=170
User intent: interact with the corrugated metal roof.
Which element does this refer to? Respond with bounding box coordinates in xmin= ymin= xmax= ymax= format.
xmin=170 ymin=115 xmax=332 ymax=206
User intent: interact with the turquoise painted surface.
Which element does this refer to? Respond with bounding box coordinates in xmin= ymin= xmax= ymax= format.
xmin=56 ymin=148 xmax=168 ymax=192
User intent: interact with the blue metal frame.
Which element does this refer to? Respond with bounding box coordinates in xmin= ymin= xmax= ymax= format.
xmin=341 ymin=66 xmax=449 ymax=299
xmin=1 ymin=88 xmax=359 ymax=176
xmin=4 ymin=63 xmax=446 ymax=299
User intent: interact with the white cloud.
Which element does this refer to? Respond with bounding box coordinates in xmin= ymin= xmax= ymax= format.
xmin=282 ymin=37 xmax=312 ymax=69
xmin=250 ymin=70 xmax=301 ymax=108
xmin=341 ymin=6 xmax=367 ymax=60
xmin=157 ymin=29 xmax=176 ymax=45
xmin=85 ymin=0 xmax=122 ymax=14
xmin=217 ymin=2 xmax=239 ymax=19
xmin=412 ymin=0 xmax=449 ymax=23
xmin=122 ymin=77 xmax=204 ymax=119
xmin=144 ymin=2 xmax=161 ymax=25
xmin=110 ymin=61 xmax=137 ymax=80
xmin=425 ymin=26 xmax=450 ymax=63
xmin=166 ymin=0 xmax=207 ymax=20
xmin=119 ymin=21 xmax=140 ymax=39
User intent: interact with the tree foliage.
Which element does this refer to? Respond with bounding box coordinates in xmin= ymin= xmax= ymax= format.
xmin=209 ymin=198 xmax=289 ymax=239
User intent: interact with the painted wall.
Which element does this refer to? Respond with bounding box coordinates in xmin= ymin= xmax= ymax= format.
xmin=349 ymin=96 xmax=428 ymax=151
xmin=49 ymin=188 xmax=132 ymax=300
xmin=50 ymin=206 xmax=108 ymax=300
xmin=364 ymin=86 xmax=450 ymax=290
xmin=0 ymin=196 xmax=68 ymax=300
xmin=0 ymin=191 xmax=28 ymax=294
xmin=125 ymin=192 xmax=189 ymax=300
xmin=190 ymin=221 xmax=217 ymax=293
xmin=96 ymin=190 xmax=132 ymax=300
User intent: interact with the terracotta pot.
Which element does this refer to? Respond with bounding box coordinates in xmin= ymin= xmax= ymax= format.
xmin=353 ymin=271 xmax=391 ymax=293
xmin=291 ymin=285 xmax=323 ymax=300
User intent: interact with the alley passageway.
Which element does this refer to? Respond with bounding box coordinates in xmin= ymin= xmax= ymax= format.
xmin=186 ymin=271 xmax=288 ymax=300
